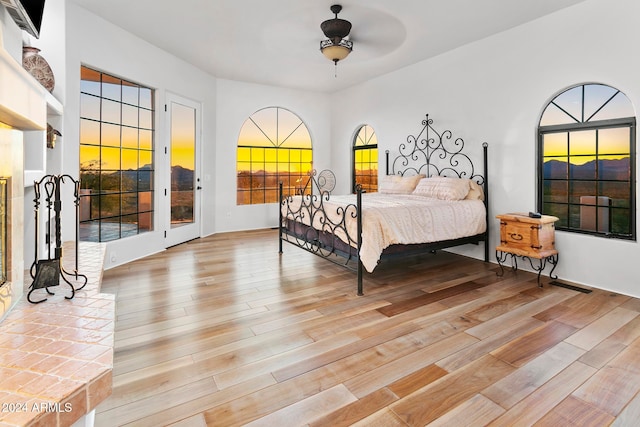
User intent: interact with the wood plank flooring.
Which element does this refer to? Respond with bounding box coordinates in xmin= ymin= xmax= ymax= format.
xmin=94 ymin=228 xmax=640 ymax=426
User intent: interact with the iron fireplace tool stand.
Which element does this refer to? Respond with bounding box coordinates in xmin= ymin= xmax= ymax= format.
xmin=28 ymin=174 xmax=88 ymax=303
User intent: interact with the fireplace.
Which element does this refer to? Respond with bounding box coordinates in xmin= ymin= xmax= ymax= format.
xmin=0 ymin=123 xmax=24 ymax=321
xmin=0 ymin=121 xmax=26 ymax=321
xmin=0 ymin=44 xmax=48 ymax=321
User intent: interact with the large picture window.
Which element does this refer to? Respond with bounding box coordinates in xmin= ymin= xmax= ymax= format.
xmin=237 ymin=107 xmax=313 ymax=205
xmin=538 ymin=84 xmax=635 ymax=239
xmin=353 ymin=124 xmax=378 ymax=193
xmin=79 ymin=66 xmax=155 ymax=242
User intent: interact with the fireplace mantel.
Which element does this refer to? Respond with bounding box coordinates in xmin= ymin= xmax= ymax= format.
xmin=0 ymin=45 xmax=47 ymax=131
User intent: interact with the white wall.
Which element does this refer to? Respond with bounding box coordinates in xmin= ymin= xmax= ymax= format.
xmin=34 ymin=0 xmax=66 ymax=177
xmin=0 ymin=2 xmax=21 ymax=59
xmin=64 ymin=4 xmax=332 ymax=267
xmin=65 ymin=3 xmax=218 ymax=268
xmin=330 ymin=0 xmax=640 ymax=297
xmin=214 ymin=79 xmax=331 ymax=232
xmin=20 ymin=0 xmax=65 ymax=276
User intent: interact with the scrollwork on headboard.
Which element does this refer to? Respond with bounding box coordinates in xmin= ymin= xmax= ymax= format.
xmin=386 ymin=114 xmax=486 ymax=185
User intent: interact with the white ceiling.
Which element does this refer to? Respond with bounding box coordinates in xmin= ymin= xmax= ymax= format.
xmin=70 ymin=0 xmax=587 ymax=93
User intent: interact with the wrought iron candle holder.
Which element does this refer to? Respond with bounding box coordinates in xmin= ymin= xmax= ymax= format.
xmin=28 ymin=174 xmax=88 ymax=303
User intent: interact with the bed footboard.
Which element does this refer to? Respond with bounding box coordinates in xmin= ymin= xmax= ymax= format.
xmin=278 ymin=177 xmax=365 ymax=295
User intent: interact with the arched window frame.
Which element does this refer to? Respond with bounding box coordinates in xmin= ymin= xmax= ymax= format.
xmin=537 ymin=83 xmax=636 ymax=240
xmin=236 ymin=107 xmax=313 ymax=205
xmin=352 ymin=124 xmax=378 ymax=193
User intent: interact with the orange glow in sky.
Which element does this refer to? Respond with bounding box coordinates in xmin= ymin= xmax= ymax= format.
xmin=171 ymin=103 xmax=195 ymax=169
xmin=80 ymin=67 xmax=156 ymax=172
xmin=543 ymin=127 xmax=630 ymax=165
xmin=236 ymin=107 xmax=313 ymax=173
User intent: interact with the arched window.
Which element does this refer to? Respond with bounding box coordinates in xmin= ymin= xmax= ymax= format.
xmin=353 ymin=124 xmax=378 ymax=193
xmin=538 ymin=83 xmax=636 ymax=239
xmin=236 ymin=107 xmax=313 ymax=205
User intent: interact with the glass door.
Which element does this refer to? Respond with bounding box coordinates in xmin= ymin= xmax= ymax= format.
xmin=165 ymin=94 xmax=201 ymax=247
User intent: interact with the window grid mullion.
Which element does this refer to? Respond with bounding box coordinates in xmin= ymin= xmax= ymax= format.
xmin=79 ymin=66 xmax=154 ymax=242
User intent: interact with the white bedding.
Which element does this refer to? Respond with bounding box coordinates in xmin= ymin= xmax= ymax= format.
xmin=282 ymin=193 xmax=486 ymax=272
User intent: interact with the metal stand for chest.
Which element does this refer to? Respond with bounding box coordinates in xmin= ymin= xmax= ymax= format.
xmin=28 ymin=174 xmax=88 ymax=304
xmin=495 ymin=250 xmax=559 ymax=288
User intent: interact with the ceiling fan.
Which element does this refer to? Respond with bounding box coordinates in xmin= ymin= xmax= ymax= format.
xmin=315 ymin=4 xmax=406 ymax=78
xmin=319 ymin=4 xmax=353 ymax=68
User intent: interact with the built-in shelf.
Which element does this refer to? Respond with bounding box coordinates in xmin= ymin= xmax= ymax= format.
xmin=24 ymin=91 xmax=62 ymax=187
xmin=46 ymin=90 xmax=63 ymax=115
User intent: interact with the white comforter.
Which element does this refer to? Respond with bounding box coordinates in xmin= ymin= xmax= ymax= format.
xmin=283 ymin=193 xmax=486 ymax=272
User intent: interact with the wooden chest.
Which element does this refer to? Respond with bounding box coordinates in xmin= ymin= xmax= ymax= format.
xmin=496 ymin=213 xmax=559 ymax=259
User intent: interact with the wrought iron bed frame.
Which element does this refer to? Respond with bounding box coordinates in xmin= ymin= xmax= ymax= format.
xmin=279 ymin=114 xmax=489 ymax=295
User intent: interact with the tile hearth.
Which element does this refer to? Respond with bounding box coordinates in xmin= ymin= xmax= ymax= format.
xmin=0 ymin=243 xmax=112 ymax=427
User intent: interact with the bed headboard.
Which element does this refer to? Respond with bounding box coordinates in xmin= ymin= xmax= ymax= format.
xmin=385 ymin=114 xmax=487 ymax=186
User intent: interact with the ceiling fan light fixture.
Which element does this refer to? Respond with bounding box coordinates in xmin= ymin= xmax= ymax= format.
xmin=320 ymin=39 xmax=353 ymax=63
xmin=319 ymin=4 xmax=353 ymax=68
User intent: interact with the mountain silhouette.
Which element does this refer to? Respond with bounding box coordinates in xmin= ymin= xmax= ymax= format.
xmin=171 ymin=165 xmax=194 ymax=191
xmin=544 ymin=158 xmax=629 ymax=180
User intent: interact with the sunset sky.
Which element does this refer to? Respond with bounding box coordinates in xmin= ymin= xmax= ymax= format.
xmin=237 ymin=108 xmax=313 ymax=173
xmin=541 ymin=84 xmax=633 ymax=165
xmin=80 ymin=67 xmax=155 ymax=172
xmin=543 ymin=126 xmax=630 ymax=165
xmin=170 ymin=102 xmax=196 ymax=170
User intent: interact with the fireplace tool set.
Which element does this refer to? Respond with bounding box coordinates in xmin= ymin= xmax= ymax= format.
xmin=28 ymin=174 xmax=87 ymax=304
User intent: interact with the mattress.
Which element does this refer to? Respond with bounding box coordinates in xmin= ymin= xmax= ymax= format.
xmin=282 ymin=193 xmax=486 ymax=272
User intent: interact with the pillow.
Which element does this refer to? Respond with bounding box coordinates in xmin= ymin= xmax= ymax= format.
xmin=465 ymin=179 xmax=485 ymax=201
xmin=379 ymin=174 xmax=425 ymax=194
xmin=412 ymin=176 xmax=471 ymax=200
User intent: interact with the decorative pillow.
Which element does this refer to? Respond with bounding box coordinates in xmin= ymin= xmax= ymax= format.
xmin=412 ymin=176 xmax=471 ymax=200
xmin=379 ymin=174 xmax=425 ymax=194
xmin=465 ymin=179 xmax=485 ymax=201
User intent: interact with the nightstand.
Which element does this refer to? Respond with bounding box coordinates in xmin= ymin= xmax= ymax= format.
xmin=495 ymin=213 xmax=559 ymax=287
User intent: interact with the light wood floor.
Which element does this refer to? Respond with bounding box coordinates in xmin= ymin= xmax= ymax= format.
xmin=94 ymin=228 xmax=640 ymax=426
